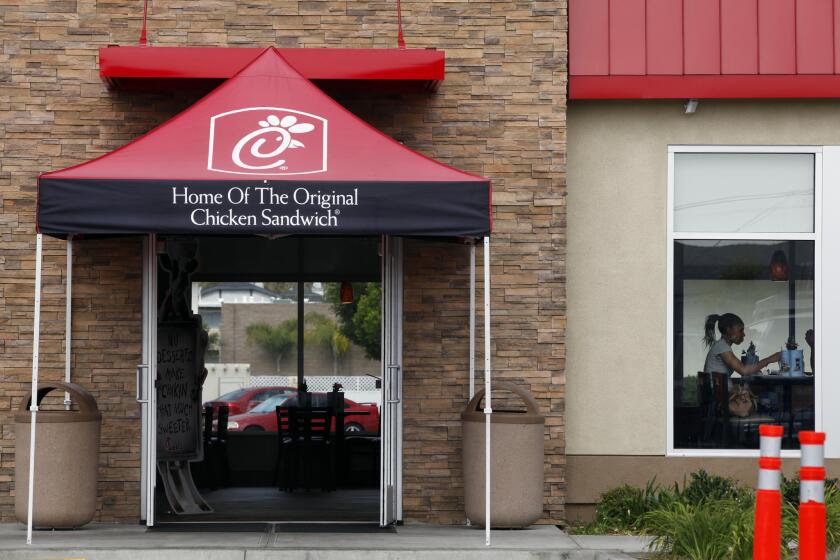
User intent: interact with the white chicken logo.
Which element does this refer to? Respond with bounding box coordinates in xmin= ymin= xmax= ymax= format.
xmin=208 ymin=107 xmax=328 ymax=175
xmin=232 ymin=114 xmax=315 ymax=170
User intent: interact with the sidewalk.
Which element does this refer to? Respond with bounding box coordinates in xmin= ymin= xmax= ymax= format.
xmin=0 ymin=523 xmax=653 ymax=560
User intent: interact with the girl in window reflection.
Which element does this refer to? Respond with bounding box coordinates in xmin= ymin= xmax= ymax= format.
xmin=703 ymin=313 xmax=781 ymax=376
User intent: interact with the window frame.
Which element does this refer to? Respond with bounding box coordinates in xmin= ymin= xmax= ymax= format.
xmin=666 ymin=145 xmax=823 ymax=458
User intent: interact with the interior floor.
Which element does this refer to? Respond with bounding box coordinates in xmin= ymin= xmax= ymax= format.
xmin=156 ymin=487 xmax=379 ymax=523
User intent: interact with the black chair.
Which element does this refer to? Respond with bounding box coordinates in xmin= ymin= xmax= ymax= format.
xmin=275 ymin=404 xmax=336 ymax=491
xmin=696 ymin=372 xmax=716 ymax=446
xmin=196 ymin=404 xmax=231 ymax=489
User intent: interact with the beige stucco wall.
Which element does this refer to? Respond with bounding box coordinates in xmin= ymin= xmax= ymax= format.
xmin=567 ymin=99 xmax=840 ymax=456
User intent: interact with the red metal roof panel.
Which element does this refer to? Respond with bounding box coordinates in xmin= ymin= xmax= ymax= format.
xmin=796 ymin=0 xmax=835 ymax=74
xmin=646 ymin=0 xmax=683 ymax=75
xmin=683 ymin=0 xmax=721 ymax=75
xmin=609 ymin=0 xmax=646 ymax=75
xmin=569 ymin=0 xmax=609 ymax=75
xmin=570 ymin=0 xmax=840 ymax=98
xmin=758 ymin=0 xmax=796 ymax=74
xmin=721 ymin=0 xmax=759 ymax=75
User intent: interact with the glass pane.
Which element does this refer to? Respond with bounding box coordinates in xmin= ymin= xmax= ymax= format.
xmin=673 ymin=240 xmax=815 ymax=450
xmin=302 ymin=282 xmax=381 ymax=436
xmin=674 ymin=153 xmax=814 ymax=233
xmin=194 ymin=280 xmax=299 ymax=427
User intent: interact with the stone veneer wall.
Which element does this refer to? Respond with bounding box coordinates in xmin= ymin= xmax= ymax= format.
xmin=0 ymin=1 xmax=567 ymax=522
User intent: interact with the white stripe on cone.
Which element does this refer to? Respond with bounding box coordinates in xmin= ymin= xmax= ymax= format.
xmin=800 ymin=444 xmax=824 ymax=468
xmin=760 ymin=436 xmax=782 ymax=458
xmin=758 ymin=468 xmax=781 ymax=491
xmin=800 ymin=479 xmax=825 ymax=504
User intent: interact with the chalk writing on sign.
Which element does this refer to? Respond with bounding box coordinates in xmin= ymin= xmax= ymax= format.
xmin=157 ymin=322 xmax=202 ymax=461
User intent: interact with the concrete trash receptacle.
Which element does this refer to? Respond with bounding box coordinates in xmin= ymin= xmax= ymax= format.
xmin=15 ymin=381 xmax=101 ymax=528
xmin=462 ymin=382 xmax=544 ymax=528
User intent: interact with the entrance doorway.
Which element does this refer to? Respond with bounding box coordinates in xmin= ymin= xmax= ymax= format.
xmin=139 ymin=236 xmax=402 ymax=525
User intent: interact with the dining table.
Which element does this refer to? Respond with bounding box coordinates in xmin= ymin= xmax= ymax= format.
xmin=737 ymin=372 xmax=814 ymax=441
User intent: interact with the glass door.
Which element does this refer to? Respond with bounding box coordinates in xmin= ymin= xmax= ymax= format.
xmin=380 ymin=236 xmax=403 ymax=526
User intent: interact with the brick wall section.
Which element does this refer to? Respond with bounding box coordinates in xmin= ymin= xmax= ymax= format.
xmin=0 ymin=1 xmax=567 ymax=523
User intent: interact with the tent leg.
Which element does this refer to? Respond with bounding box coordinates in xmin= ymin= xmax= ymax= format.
xmin=469 ymin=243 xmax=475 ymax=399
xmin=27 ymin=233 xmax=44 ymax=545
xmin=64 ymin=236 xmax=72 ymax=409
xmin=483 ymin=236 xmax=492 ymax=546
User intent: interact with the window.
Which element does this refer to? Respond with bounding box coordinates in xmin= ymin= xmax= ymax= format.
xmin=669 ymin=148 xmax=819 ymax=453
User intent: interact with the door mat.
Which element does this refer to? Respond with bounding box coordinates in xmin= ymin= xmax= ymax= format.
xmin=148 ymin=522 xmax=270 ymax=532
xmin=272 ymin=523 xmax=395 ymax=533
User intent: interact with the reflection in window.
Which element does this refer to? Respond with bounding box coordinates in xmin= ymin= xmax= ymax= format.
xmin=673 ymin=240 xmax=815 ymax=450
xmin=192 ymin=280 xmax=382 ymax=435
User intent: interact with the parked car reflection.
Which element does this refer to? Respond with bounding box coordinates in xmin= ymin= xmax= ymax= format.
xmin=227 ymin=393 xmax=380 ymax=434
xmin=203 ymin=386 xmax=296 ymax=416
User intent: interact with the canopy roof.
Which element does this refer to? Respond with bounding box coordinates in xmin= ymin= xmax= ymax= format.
xmin=38 ymin=48 xmax=491 ymax=237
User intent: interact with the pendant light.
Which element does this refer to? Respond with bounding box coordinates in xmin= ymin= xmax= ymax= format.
xmin=769 ymin=250 xmax=789 ymax=281
xmin=340 ymin=281 xmax=354 ymax=304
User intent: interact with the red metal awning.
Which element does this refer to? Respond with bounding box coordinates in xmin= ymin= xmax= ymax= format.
xmin=570 ymin=0 xmax=840 ymax=99
xmin=100 ymin=46 xmax=445 ymax=92
xmin=39 ymin=48 xmax=490 ymax=238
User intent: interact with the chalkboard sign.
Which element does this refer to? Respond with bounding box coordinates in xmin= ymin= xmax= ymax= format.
xmin=157 ymin=320 xmax=204 ymax=461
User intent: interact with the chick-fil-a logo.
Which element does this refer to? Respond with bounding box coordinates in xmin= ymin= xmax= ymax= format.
xmin=208 ymin=107 xmax=327 ymax=175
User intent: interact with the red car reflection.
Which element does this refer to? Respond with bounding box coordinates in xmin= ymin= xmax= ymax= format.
xmin=227 ymin=393 xmax=380 ymax=435
xmin=203 ymin=386 xmax=296 ymax=417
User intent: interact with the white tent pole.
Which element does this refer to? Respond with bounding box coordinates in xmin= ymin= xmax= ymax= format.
xmin=64 ymin=236 xmax=72 ymax=409
xmin=27 ymin=233 xmax=44 ymax=545
xmin=483 ymin=235 xmax=491 ymax=547
xmin=469 ymin=243 xmax=475 ymax=399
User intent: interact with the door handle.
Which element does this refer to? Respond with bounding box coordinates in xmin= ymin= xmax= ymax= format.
xmin=386 ymin=364 xmax=401 ymax=404
xmin=136 ymin=364 xmax=149 ymax=404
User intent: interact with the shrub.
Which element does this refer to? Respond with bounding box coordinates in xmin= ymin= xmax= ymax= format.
xmin=573 ymin=468 xmax=840 ymax=558
xmin=644 ymin=500 xmax=756 ymax=560
xmin=679 ymin=470 xmax=752 ymax=507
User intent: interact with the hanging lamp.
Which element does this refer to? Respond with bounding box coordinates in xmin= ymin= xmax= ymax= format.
xmin=340 ymin=281 xmax=354 ymax=304
xmin=769 ymin=249 xmax=789 ymax=281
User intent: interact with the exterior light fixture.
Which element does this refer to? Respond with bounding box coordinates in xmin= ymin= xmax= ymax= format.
xmin=770 ymin=250 xmax=789 ymax=281
xmin=684 ymin=99 xmax=699 ymax=114
xmin=340 ymin=281 xmax=354 ymax=304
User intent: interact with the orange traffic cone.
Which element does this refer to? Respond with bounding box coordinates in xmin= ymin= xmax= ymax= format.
xmin=798 ymin=431 xmax=826 ymax=560
xmin=754 ymin=424 xmax=783 ymax=560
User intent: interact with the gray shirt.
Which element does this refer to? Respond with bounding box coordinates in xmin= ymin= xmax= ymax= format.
xmin=704 ymin=338 xmax=734 ymax=375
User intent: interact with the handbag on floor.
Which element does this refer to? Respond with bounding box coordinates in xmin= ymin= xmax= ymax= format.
xmin=728 ymin=384 xmax=757 ymax=418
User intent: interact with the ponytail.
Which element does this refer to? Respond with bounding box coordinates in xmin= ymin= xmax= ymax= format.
xmin=703 ymin=314 xmax=719 ymax=348
xmin=703 ymin=312 xmax=745 ymax=348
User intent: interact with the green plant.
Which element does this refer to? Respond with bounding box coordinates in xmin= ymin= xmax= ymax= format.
xmin=680 ymin=470 xmax=753 ymax=506
xmin=644 ymin=500 xmax=756 ymax=560
xmin=304 ymin=312 xmax=351 ymax=374
xmin=573 ymin=468 xmax=840 ymax=558
xmin=245 ymin=319 xmax=297 ymax=369
xmin=824 ymin=484 xmax=840 ymax=552
xmin=326 ymin=282 xmax=381 ymax=359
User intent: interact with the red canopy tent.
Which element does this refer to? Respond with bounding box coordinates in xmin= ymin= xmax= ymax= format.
xmin=37 ymin=48 xmax=491 ymax=238
xmin=28 ymin=47 xmax=496 ymax=545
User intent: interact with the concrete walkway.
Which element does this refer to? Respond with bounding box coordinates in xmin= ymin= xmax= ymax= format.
xmin=0 ymin=523 xmax=653 ymax=560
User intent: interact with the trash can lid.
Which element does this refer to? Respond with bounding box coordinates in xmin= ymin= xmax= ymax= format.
xmin=461 ymin=382 xmax=544 ymax=425
xmin=15 ymin=381 xmax=102 ymax=423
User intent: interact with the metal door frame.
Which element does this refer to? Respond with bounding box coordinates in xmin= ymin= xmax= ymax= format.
xmin=141 ymin=234 xmax=401 ymax=525
xmin=380 ymin=235 xmax=403 ymax=525
xmin=140 ymin=234 xmax=157 ymax=525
